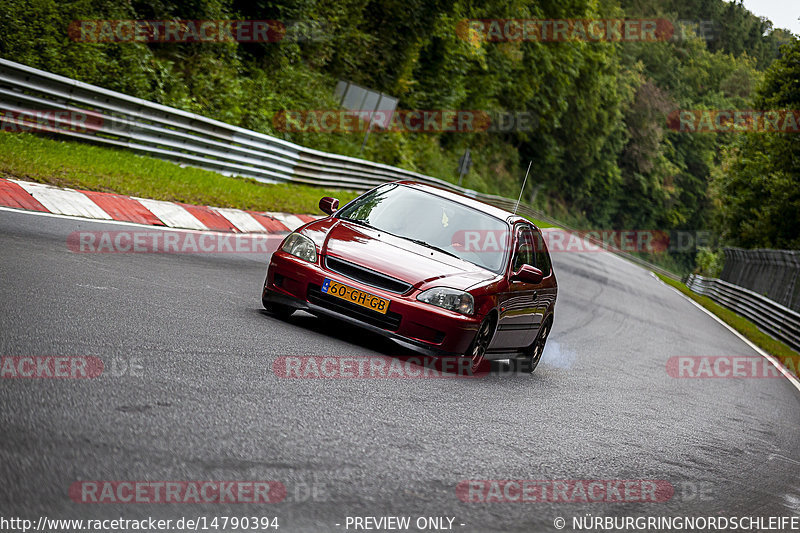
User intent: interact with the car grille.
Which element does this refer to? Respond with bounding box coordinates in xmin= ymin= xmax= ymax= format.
xmin=324 ymin=256 xmax=412 ymax=294
xmin=308 ymin=284 xmax=402 ymax=331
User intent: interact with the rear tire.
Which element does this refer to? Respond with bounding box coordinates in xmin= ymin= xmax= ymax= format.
xmin=511 ymin=318 xmax=551 ymax=374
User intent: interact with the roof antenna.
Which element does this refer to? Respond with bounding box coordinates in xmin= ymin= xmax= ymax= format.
xmin=513 ymin=161 xmax=532 ymax=215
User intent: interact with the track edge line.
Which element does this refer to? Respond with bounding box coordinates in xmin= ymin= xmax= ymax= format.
xmin=651 ymin=272 xmax=800 ymax=393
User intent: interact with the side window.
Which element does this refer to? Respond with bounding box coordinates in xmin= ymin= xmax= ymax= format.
xmin=512 ymin=227 xmax=534 ymax=272
xmin=533 ymin=229 xmax=552 ymax=277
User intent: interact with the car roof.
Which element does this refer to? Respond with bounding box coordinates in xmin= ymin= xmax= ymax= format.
xmin=392 ymin=180 xmax=536 ymax=229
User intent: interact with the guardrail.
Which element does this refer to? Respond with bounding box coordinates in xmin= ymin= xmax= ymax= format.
xmin=0 ymin=58 xmax=552 ymax=215
xmin=0 ymin=58 xmax=681 ymax=279
xmin=685 ymin=274 xmax=800 ymax=353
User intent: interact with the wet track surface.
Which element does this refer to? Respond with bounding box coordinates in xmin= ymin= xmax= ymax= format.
xmin=0 ymin=208 xmax=798 ymax=532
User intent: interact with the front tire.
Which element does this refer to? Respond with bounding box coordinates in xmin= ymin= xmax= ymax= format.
xmin=262 ymin=299 xmax=294 ymax=319
xmin=262 ymin=280 xmax=294 ymax=319
xmin=465 ymin=315 xmax=494 ymax=374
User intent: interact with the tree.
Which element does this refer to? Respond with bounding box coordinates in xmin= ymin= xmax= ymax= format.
xmin=714 ymin=39 xmax=800 ymax=249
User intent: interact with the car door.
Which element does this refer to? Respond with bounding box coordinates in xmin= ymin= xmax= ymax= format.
xmin=490 ymin=224 xmax=543 ymax=350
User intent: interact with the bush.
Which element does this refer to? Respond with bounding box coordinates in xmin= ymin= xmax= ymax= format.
xmin=694 ymin=247 xmax=724 ymax=278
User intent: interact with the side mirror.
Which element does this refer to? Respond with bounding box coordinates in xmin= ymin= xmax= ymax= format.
xmin=319 ymin=197 xmax=339 ymax=215
xmin=511 ymin=264 xmax=544 ymax=285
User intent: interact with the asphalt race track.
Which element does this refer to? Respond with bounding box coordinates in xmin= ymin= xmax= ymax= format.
xmin=1 ymin=208 xmax=799 ymax=532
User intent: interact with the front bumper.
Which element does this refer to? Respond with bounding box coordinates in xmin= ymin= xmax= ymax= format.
xmin=263 ymin=251 xmax=482 ymax=355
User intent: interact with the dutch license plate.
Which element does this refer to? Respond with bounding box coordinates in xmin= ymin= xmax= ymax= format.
xmin=321 ymin=278 xmax=390 ymax=314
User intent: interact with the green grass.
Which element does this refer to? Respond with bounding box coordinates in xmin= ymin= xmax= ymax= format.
xmin=526 ymin=216 xmax=557 ymax=229
xmin=0 ymin=132 xmax=360 ymax=214
xmin=0 ymin=132 xmax=564 ymax=225
xmin=656 ymin=273 xmax=800 ymax=377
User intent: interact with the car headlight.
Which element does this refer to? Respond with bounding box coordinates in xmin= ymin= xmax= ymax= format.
xmin=417 ymin=287 xmax=474 ymax=315
xmin=281 ymin=233 xmax=317 ymax=263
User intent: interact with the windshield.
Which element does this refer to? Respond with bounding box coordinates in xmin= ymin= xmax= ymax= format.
xmin=336 ymin=184 xmax=509 ymax=273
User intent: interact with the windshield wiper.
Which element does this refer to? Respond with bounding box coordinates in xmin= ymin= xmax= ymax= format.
xmin=339 ymin=216 xmax=376 ymax=229
xmin=404 ymin=238 xmax=460 ymax=259
xmin=339 ymin=218 xmax=460 ymax=260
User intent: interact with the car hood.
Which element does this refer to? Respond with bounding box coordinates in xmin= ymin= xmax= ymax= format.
xmin=300 ymin=219 xmax=499 ymax=291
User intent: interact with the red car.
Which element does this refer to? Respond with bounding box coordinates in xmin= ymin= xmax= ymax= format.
xmin=262 ymin=181 xmax=557 ymax=373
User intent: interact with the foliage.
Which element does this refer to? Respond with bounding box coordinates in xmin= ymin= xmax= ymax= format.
xmin=712 ymin=39 xmax=800 ymax=249
xmin=694 ymin=247 xmax=724 ymax=277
